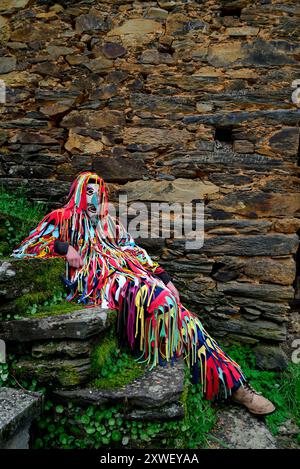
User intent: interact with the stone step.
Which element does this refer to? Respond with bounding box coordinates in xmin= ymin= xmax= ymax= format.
xmin=0 ymin=307 xmax=117 ymax=342
xmin=120 ymin=403 xmax=184 ymax=421
xmin=52 ymin=357 xmax=186 ymax=420
xmin=0 ymin=387 xmax=43 ymax=449
xmin=31 ymin=338 xmax=96 ymax=359
xmin=208 ymin=407 xmax=277 ymax=449
xmin=14 ymin=357 xmax=92 ymax=388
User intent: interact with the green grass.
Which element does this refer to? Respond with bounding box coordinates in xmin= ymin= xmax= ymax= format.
xmin=175 ymin=368 xmax=217 ymax=448
xmin=0 ymin=184 xmax=46 ymax=222
xmin=0 ymin=185 xmax=47 ymax=256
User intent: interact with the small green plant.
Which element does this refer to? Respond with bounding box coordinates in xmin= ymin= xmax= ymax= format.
xmin=32 ymin=368 xmax=217 ymax=450
xmin=0 ymin=362 xmax=9 ymax=386
xmin=175 ymin=370 xmax=217 ymax=448
xmin=0 ymin=353 xmax=46 ymax=395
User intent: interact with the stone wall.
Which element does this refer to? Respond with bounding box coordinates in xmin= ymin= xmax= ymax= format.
xmin=0 ymin=0 xmax=300 ymax=363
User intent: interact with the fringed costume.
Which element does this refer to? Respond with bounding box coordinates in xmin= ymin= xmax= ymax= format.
xmin=12 ymin=171 xmax=247 ymax=401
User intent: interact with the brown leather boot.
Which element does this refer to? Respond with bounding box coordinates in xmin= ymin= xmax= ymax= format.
xmin=231 ymin=381 xmax=276 ymax=415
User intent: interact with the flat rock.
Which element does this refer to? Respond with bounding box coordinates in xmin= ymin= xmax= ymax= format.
xmin=120 ymin=403 xmax=184 ymax=421
xmin=0 ymin=257 xmax=65 ymax=303
xmin=253 ymin=345 xmax=288 ymax=371
xmin=170 ymin=234 xmax=299 ymax=257
xmin=208 ymin=317 xmax=286 ymax=342
xmin=14 ymin=357 xmax=92 ymax=388
xmin=61 ymin=109 xmax=125 ymax=129
xmin=107 ymin=19 xmax=163 ymax=37
xmin=183 ymin=109 xmax=300 ymax=126
xmin=0 ymin=387 xmax=43 ymax=448
xmin=0 ymin=56 xmax=16 ymax=74
xmin=31 ymin=339 xmax=94 ymax=359
xmin=0 ymin=178 xmax=70 ymax=202
xmin=209 ymin=191 xmax=300 ymax=218
xmin=53 ymin=357 xmax=185 ymax=410
xmin=121 ymin=178 xmax=219 ymax=203
xmin=0 ymin=0 xmax=30 ymax=14
xmin=75 ymin=11 xmax=110 ymax=34
xmin=209 ymin=407 xmax=277 ymax=449
xmin=217 ymin=281 xmax=294 ymax=302
xmin=160 ymin=150 xmax=283 ymax=170
xmin=122 ymin=126 xmax=191 ymax=149
xmin=0 ymin=308 xmax=116 ymax=342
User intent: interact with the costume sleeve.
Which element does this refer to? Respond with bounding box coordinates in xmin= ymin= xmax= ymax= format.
xmin=11 ymin=210 xmax=65 ymax=259
xmin=114 ymin=217 xmax=172 ymax=284
xmin=53 ymin=240 xmax=69 ymax=256
xmin=154 ymin=270 xmax=172 ymax=285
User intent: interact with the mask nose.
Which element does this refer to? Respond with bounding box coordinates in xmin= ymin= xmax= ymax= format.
xmin=91 ymin=193 xmax=99 ymax=207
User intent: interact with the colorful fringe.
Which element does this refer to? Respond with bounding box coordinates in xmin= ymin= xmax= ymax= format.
xmin=11 ymin=171 xmax=247 ymax=401
xmin=112 ymin=275 xmax=246 ymax=400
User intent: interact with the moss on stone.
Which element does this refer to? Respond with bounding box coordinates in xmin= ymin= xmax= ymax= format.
xmin=179 ymin=370 xmax=191 ymax=419
xmin=14 ymin=357 xmax=89 ymax=388
xmin=1 ymin=257 xmax=67 ymax=317
xmin=2 ymin=256 xmax=65 ymax=290
xmin=106 ymin=309 xmax=118 ymax=328
xmin=58 ymin=368 xmax=81 ymax=387
xmin=90 ymin=341 xmax=144 ymax=389
xmin=23 ymin=301 xmax=81 ymax=319
xmin=88 ymin=330 xmax=145 ymax=389
xmin=90 ymin=334 xmax=118 ymax=375
xmin=15 ymin=292 xmax=52 ymax=313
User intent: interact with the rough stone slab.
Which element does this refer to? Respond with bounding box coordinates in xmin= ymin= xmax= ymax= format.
xmin=169 ymin=234 xmax=299 ymax=257
xmin=183 ymin=109 xmax=300 ymax=126
xmin=0 ymin=0 xmax=31 ymax=15
xmin=31 ymin=339 xmax=95 ymax=359
xmin=0 ymin=387 xmax=43 ymax=449
xmin=120 ymin=178 xmax=219 ymax=203
xmin=228 ymin=297 xmax=290 ymax=318
xmin=217 ymin=281 xmax=294 ymax=302
xmin=204 ymin=219 xmax=272 ymax=234
xmin=208 ymin=317 xmax=286 ymax=342
xmin=0 ymin=308 xmax=116 ymax=342
xmin=15 ymin=358 xmax=92 ymax=388
xmin=254 ymin=345 xmax=288 ymax=371
xmin=120 ymin=403 xmax=184 ymax=421
xmin=160 ymin=150 xmax=283 ymax=169
xmin=53 ymin=357 xmax=185 ymax=409
xmin=209 ymin=191 xmax=300 ymax=218
xmin=209 ymin=407 xmax=277 ymax=449
xmin=0 ymin=178 xmax=69 ymax=203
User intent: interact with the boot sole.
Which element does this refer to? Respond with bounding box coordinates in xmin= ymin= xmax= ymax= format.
xmin=248 ymin=408 xmax=276 ymax=416
xmin=231 ymin=400 xmax=276 ymax=416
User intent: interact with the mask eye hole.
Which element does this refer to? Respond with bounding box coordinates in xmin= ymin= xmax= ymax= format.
xmin=86 ymin=187 xmax=94 ymax=196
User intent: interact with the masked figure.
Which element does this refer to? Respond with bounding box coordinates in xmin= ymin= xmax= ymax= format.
xmin=12 ymin=171 xmax=275 ymax=413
